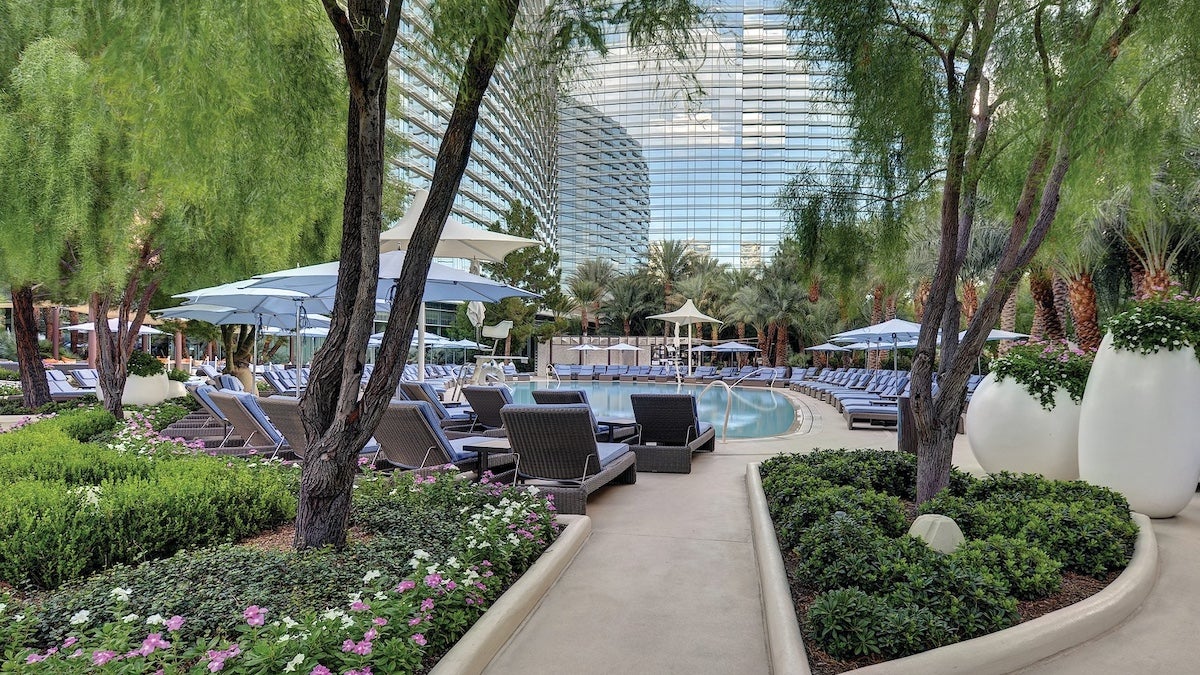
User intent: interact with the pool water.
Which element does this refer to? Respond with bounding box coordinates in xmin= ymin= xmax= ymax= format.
xmin=506 ymin=381 xmax=797 ymax=439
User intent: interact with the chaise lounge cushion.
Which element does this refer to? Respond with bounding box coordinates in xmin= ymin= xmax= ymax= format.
xmin=596 ymin=441 xmax=632 ymax=467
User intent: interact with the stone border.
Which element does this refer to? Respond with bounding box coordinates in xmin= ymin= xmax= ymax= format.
xmin=747 ymin=462 xmax=1158 ymax=675
xmin=430 ymin=514 xmax=592 ymax=675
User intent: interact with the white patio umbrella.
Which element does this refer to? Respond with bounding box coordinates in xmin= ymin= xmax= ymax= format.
xmin=833 ymin=318 xmax=923 ymax=371
xmin=648 ymin=299 xmax=722 ymax=376
xmin=805 ymin=342 xmax=849 ymax=352
xmin=962 ymin=328 xmax=1030 ymax=342
xmin=380 ymin=189 xmax=538 ymax=260
xmin=606 ymin=341 xmax=642 ymax=366
xmin=714 ymin=341 xmax=759 ymax=352
xmin=568 ymin=342 xmax=604 ymax=365
xmin=64 ymin=319 xmax=165 ymax=336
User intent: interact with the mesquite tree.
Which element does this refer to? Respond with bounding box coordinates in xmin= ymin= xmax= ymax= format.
xmin=0 ymin=1 xmax=344 ymax=417
xmin=788 ymin=0 xmax=1200 ymax=501
xmin=298 ymin=0 xmax=705 ymax=548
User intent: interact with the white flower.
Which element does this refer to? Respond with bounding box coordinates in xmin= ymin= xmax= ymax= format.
xmin=69 ymin=610 xmax=91 ymax=626
xmin=0 ymin=603 xmax=6 ymax=614
xmin=121 ymin=613 xmax=140 ymax=623
xmin=278 ymin=633 xmax=293 ymax=642
xmin=283 ymin=617 xmax=299 ymax=628
xmin=340 ymin=616 xmax=355 ymax=629
xmin=321 ymin=609 xmax=345 ymax=621
xmin=362 ymin=570 xmax=382 ymax=584
xmin=13 ymin=613 xmax=24 ymax=622
xmin=108 ymin=587 xmax=132 ymax=603
xmin=145 ymin=614 xmax=165 ymax=626
xmin=284 ymin=653 xmax=305 ymax=672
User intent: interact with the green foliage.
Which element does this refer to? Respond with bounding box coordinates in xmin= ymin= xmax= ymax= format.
xmin=6 ymin=471 xmax=558 ymax=673
xmin=0 ymin=367 xmax=19 ymax=380
xmin=0 ymin=332 xmax=14 ymax=360
xmin=991 ymin=341 xmax=1094 ymax=410
xmin=125 ymin=350 xmax=164 ymax=377
xmin=1107 ymin=293 xmax=1200 ymax=364
xmin=0 ymin=414 xmax=295 ymax=590
xmin=167 ymin=368 xmax=190 ymax=382
xmin=762 ymin=450 xmax=1137 ymax=661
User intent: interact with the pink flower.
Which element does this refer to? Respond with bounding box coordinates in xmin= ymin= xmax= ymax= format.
xmin=408 ymin=615 xmax=423 ymax=626
xmin=423 ymin=573 xmax=442 ymax=587
xmin=420 ymin=598 xmax=435 ymax=612
xmin=350 ymin=600 xmax=370 ymax=612
xmin=62 ymin=637 xmax=77 ymax=649
xmin=364 ymin=628 xmax=379 ymax=641
xmin=310 ymin=666 xmax=332 ymax=675
xmin=445 ymin=580 xmax=458 ymax=590
xmin=92 ymin=650 xmax=118 ymax=666
xmin=353 ymin=640 xmax=373 ymax=656
xmin=342 ymin=639 xmax=356 ymax=652
xmin=25 ymin=652 xmax=46 ymax=664
xmin=140 ymin=632 xmax=171 ymax=655
xmin=396 ymin=580 xmax=416 ymax=593
xmin=208 ymin=659 xmax=226 ymax=672
xmin=372 ymin=616 xmax=388 ymax=627
xmin=411 ymin=633 xmax=428 ymax=646
xmin=243 ymin=605 xmax=266 ymax=627
xmin=165 ymin=615 xmax=185 ymax=631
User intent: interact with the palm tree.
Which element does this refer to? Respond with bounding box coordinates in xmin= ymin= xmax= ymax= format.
xmin=1028 ymin=264 xmax=1065 ymax=341
xmin=602 ymin=274 xmax=655 ymax=336
xmin=566 ymin=277 xmax=603 ymax=336
xmin=676 ymin=258 xmax=728 ymax=343
xmin=959 ymin=225 xmax=1008 ymax=324
xmin=573 ymin=258 xmax=618 ymax=290
xmin=761 ymin=276 xmax=804 ymax=367
xmin=719 ymin=267 xmax=758 ymax=365
xmin=730 ymin=282 xmax=770 ymax=361
xmin=645 ymin=240 xmax=697 ymax=334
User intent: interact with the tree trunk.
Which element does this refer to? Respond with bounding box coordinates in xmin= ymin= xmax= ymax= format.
xmin=764 ymin=323 xmax=776 ymax=365
xmin=869 ymin=284 xmax=884 ymax=369
xmin=1126 ymin=247 xmax=1147 ymax=297
xmin=11 ymin=285 xmax=51 ymax=408
xmin=961 ymin=281 xmax=979 ymax=323
xmin=580 ymin=306 xmax=589 ymax=336
xmin=885 ymin=294 xmax=897 ymax=321
xmin=774 ymin=322 xmax=788 ymax=367
xmin=914 ymin=277 xmax=931 ymax=322
xmin=807 ymin=277 xmax=820 ymax=303
xmin=737 ymin=322 xmax=747 ymax=367
xmin=298 ymin=0 xmax=518 ymax=550
xmin=92 ymin=294 xmax=128 ymax=419
xmin=1052 ymin=273 xmax=1072 ymax=337
xmin=999 ymin=284 xmax=1018 ymax=353
xmin=1143 ymin=268 xmax=1171 ymax=297
xmin=1067 ymin=272 xmax=1101 ymax=352
xmin=48 ymin=308 xmax=60 ymax=361
xmin=624 ymin=319 xmax=631 ymax=336
xmin=1029 ymin=270 xmax=1063 ymax=341
xmin=68 ymin=310 xmax=80 ymax=355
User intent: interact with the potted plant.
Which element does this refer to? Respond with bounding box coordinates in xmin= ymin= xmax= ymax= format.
xmin=965 ymin=341 xmax=1091 ymax=480
xmin=166 ymin=367 xmax=191 ymax=398
xmin=1078 ymin=290 xmax=1200 ymax=518
xmin=121 ymin=350 xmax=169 ymax=406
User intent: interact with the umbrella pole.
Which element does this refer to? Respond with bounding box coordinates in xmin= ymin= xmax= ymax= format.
xmin=688 ymin=323 xmax=693 ymax=377
xmin=417 ymin=304 xmax=426 ymax=382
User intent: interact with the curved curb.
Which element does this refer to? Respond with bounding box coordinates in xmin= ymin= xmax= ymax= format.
xmin=747 ymin=462 xmax=811 ymax=675
xmin=430 ymin=514 xmax=592 ymax=675
xmin=747 ymin=463 xmax=1159 ymax=675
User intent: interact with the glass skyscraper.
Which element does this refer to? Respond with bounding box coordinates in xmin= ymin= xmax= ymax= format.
xmin=558 ymin=0 xmax=854 ymax=273
xmin=389 ymin=0 xmax=559 ymax=248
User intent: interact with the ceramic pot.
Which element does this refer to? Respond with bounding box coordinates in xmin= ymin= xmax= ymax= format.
xmin=965 ymin=372 xmax=1080 ymax=480
xmin=1078 ymin=333 xmax=1200 ymax=518
xmin=122 ymin=373 xmax=169 ymax=406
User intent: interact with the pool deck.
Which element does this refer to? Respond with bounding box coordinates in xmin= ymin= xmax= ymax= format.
xmin=482 ymin=385 xmax=1200 ymax=674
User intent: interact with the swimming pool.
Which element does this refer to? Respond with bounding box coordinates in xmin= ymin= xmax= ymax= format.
xmin=506 ymin=381 xmax=798 ymax=439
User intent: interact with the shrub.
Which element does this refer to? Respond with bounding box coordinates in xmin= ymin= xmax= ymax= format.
xmin=167 ymin=368 xmax=190 ymax=382
xmin=126 ymin=350 xmax=165 ymax=377
xmin=991 ymin=341 xmax=1093 ymax=410
xmin=951 ymin=536 xmax=1061 ymax=599
xmin=43 ymin=408 xmax=118 ymax=441
xmin=7 ymin=471 xmax=559 ymax=674
xmin=0 ymin=367 xmax=22 ymax=381
xmin=776 ymin=486 xmax=906 ymax=549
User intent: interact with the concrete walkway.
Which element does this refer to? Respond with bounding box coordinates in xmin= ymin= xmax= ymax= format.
xmin=484 ymin=389 xmax=1200 ymax=674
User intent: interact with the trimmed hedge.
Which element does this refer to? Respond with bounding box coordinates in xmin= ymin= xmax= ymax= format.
xmin=760 ymin=450 xmax=1137 ymax=661
xmin=0 ymin=411 xmax=296 ymax=590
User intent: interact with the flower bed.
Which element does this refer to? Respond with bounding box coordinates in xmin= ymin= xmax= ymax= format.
xmin=1 ymin=470 xmax=559 ymax=674
xmin=759 ymin=450 xmax=1137 ymax=672
xmin=990 ymin=341 xmax=1093 ymax=410
xmin=0 ymin=409 xmax=296 ymax=590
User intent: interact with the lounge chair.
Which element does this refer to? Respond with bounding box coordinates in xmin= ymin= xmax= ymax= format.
xmin=460 ymin=385 xmax=514 ymax=433
xmin=71 ymin=368 xmax=100 ymax=390
xmin=627 ymin=393 xmax=716 ymax=473
xmin=256 ymin=395 xmax=380 ymax=460
xmin=207 ymin=390 xmax=288 ymax=456
xmin=46 ymin=378 xmax=94 ymax=400
xmin=529 ymin=389 xmax=639 ymax=442
xmin=397 ymin=381 xmax=475 ymax=430
xmin=499 ymin=403 xmax=637 ymax=515
xmin=375 ymin=401 xmax=515 ymax=474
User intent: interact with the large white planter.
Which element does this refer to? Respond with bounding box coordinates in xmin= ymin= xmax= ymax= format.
xmin=121 ymin=373 xmax=169 ymax=406
xmin=965 ymin=372 xmax=1080 ymax=480
xmin=1078 ymin=333 xmax=1200 ymax=518
xmin=166 ymin=380 xmax=187 ymax=399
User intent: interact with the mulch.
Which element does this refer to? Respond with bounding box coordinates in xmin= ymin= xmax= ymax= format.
xmin=237 ymin=521 xmax=372 ymax=552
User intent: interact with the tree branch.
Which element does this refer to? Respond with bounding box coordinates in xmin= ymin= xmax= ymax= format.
xmin=320 ymin=0 xmax=367 ymax=98
xmin=885 ymin=1 xmax=947 ymax=62
xmin=369 ymin=0 xmax=405 ymax=78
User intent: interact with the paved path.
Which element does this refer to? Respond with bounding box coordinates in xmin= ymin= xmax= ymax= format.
xmin=484 ymin=389 xmax=1200 ymax=674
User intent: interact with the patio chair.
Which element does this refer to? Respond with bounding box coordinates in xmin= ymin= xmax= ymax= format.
xmin=397 ymin=381 xmax=475 ymax=430
xmin=46 ymin=377 xmax=94 ymax=400
xmin=627 ymin=393 xmax=717 ymax=473
xmin=375 ymin=401 xmax=515 ymax=474
xmin=460 ymin=385 xmax=514 ymax=433
xmin=207 ymin=390 xmax=288 ymax=456
xmin=256 ymin=395 xmax=380 ymax=460
xmin=530 ymin=388 xmax=639 ymax=442
xmin=499 ymin=403 xmax=637 ymax=515
xmin=71 ymin=368 xmax=100 ymax=389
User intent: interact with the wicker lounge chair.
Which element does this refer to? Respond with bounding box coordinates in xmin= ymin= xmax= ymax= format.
xmin=397 ymin=381 xmax=475 ymax=430
xmin=207 ymin=390 xmax=288 ymax=456
xmin=460 ymin=385 xmax=514 ymax=432
xmin=375 ymin=401 xmax=515 ymax=474
xmin=529 ymin=389 xmax=639 ymax=442
xmin=627 ymin=393 xmax=716 ymax=473
xmin=499 ymin=404 xmax=637 ymax=515
xmin=257 ymin=395 xmax=380 ymax=460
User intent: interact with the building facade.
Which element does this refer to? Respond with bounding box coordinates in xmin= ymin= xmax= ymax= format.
xmin=559 ymin=0 xmax=854 ymax=272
